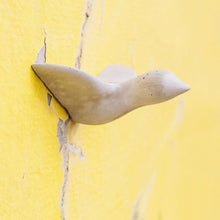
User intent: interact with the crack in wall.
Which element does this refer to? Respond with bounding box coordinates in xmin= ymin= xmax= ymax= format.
xmin=33 ymin=24 xmax=87 ymax=219
xmin=35 ymin=26 xmax=47 ymax=64
xmin=35 ymin=29 xmax=59 ymax=112
xmin=58 ymin=118 xmax=71 ymax=220
xmin=60 ymin=140 xmax=69 ymax=220
xmin=75 ymin=0 xmax=93 ymax=69
xmin=58 ymin=118 xmax=85 ymax=220
xmin=59 ymin=1 xmax=93 ymax=219
xmin=35 ymin=37 xmax=46 ymax=64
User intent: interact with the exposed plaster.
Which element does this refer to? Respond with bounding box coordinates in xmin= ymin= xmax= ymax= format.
xmin=57 ymin=118 xmax=84 ymax=157
xmin=35 ymin=31 xmax=54 ymax=109
xmin=47 ymin=93 xmax=52 ymax=106
xmin=35 ymin=36 xmax=47 ymax=64
xmin=58 ymin=118 xmax=85 ymax=220
xmin=59 ymin=1 xmax=93 ymax=219
xmin=57 ymin=119 xmax=66 ymax=152
xmin=60 ymin=139 xmax=69 ymax=220
xmin=33 ymin=28 xmax=86 ymax=219
xmin=75 ymin=0 xmax=93 ymax=69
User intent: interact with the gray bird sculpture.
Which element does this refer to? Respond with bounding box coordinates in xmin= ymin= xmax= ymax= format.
xmin=32 ymin=64 xmax=190 ymax=125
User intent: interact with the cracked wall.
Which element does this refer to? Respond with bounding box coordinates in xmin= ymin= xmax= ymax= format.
xmin=1 ymin=0 xmax=220 ymax=220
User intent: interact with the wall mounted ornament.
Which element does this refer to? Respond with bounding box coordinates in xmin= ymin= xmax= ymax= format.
xmin=32 ymin=64 xmax=190 ymax=125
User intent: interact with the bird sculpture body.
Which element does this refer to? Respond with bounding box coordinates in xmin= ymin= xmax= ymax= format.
xmin=32 ymin=64 xmax=190 ymax=125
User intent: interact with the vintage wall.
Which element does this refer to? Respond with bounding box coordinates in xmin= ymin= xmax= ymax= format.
xmin=0 ymin=0 xmax=220 ymax=219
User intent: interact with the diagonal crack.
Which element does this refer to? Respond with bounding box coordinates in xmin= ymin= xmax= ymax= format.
xmin=58 ymin=118 xmax=84 ymax=220
xmin=59 ymin=1 xmax=93 ymax=219
xmin=59 ymin=118 xmax=71 ymax=220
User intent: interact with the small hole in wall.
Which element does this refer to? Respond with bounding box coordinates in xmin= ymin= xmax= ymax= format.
xmin=47 ymin=93 xmax=52 ymax=106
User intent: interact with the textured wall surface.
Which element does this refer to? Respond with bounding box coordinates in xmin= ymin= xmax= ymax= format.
xmin=0 ymin=0 xmax=220 ymax=219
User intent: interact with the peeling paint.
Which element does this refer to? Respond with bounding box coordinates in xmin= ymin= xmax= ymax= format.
xmin=60 ymin=143 xmax=69 ymax=220
xmin=57 ymin=119 xmax=66 ymax=152
xmin=59 ymin=1 xmax=92 ymax=218
xmin=57 ymin=118 xmax=84 ymax=157
xmin=35 ymin=37 xmax=53 ymax=109
xmin=33 ymin=30 xmax=86 ymax=220
xmin=1 ymin=0 xmax=219 ymax=219
xmin=35 ymin=37 xmax=46 ymax=64
xmin=47 ymin=93 xmax=52 ymax=106
xmin=75 ymin=0 xmax=93 ymax=69
xmin=58 ymin=118 xmax=84 ymax=220
xmin=58 ymin=118 xmax=72 ymax=220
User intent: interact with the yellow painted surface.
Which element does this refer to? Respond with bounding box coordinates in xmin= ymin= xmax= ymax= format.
xmin=0 ymin=0 xmax=220 ymax=220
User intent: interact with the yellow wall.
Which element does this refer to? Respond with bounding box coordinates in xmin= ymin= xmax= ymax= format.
xmin=0 ymin=0 xmax=220 ymax=219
